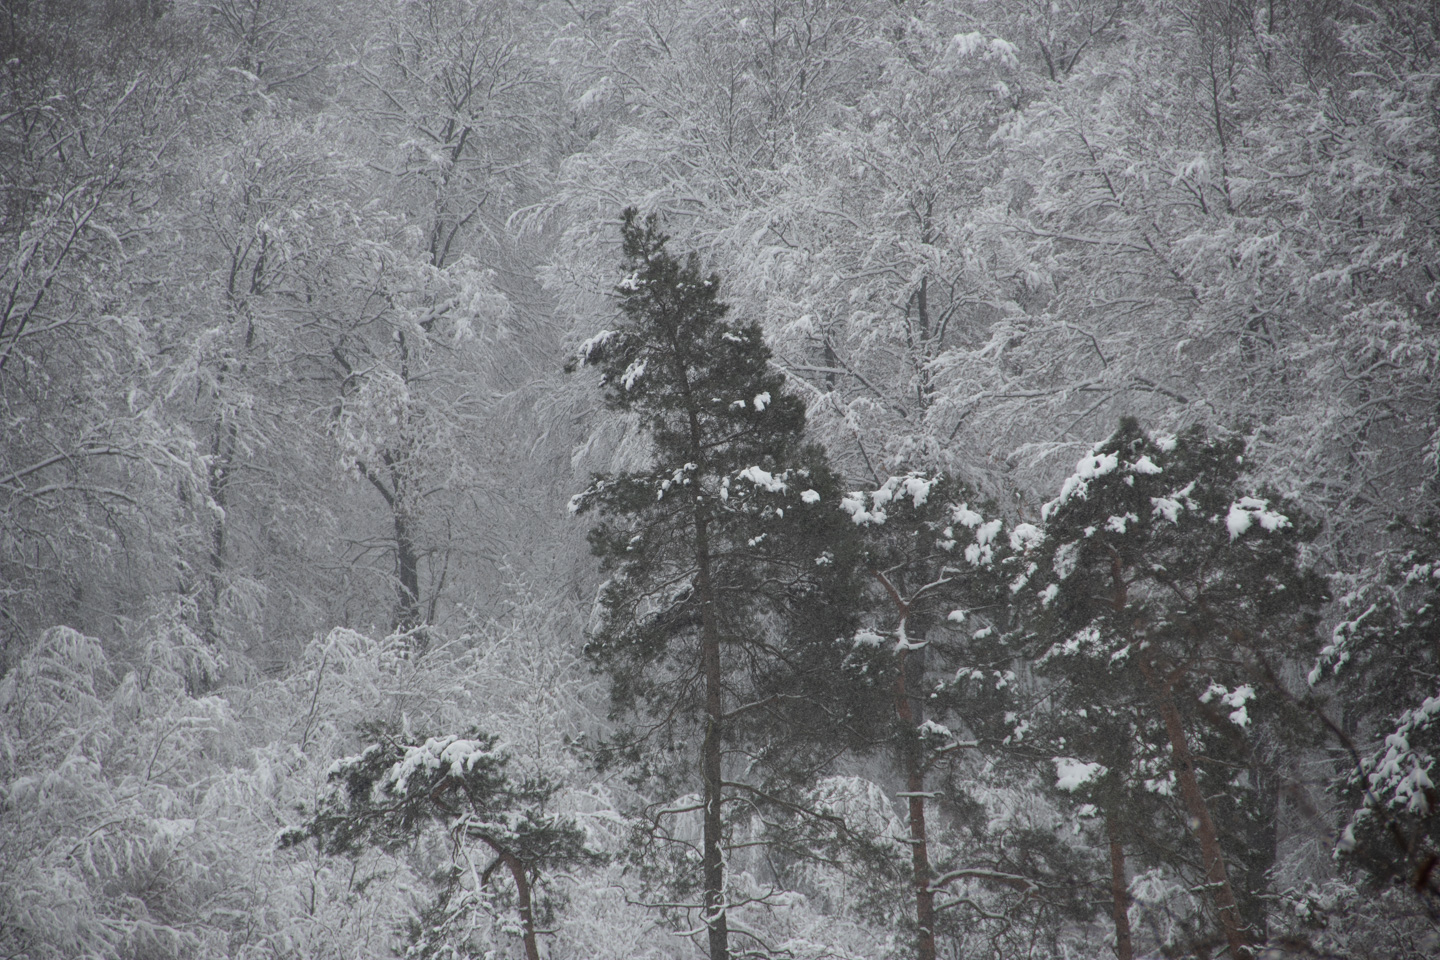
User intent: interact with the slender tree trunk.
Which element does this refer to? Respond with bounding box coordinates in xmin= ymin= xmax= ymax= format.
xmin=913 ymin=274 xmax=931 ymax=412
xmin=673 ymin=329 xmax=730 ymax=960
xmin=874 ymin=570 xmax=936 ymax=960
xmin=357 ymin=453 xmax=423 ymax=635
xmin=1106 ymin=810 xmax=1134 ymax=960
xmin=389 ymin=334 xmax=424 ymax=634
xmin=1103 ymin=553 xmax=1136 ymax=960
xmin=897 ymin=652 xmax=937 ymax=960
xmin=695 ymin=511 xmax=729 ymax=960
xmin=202 ymin=419 xmax=236 ymax=646
xmin=1140 ymin=658 xmax=1253 ymax=960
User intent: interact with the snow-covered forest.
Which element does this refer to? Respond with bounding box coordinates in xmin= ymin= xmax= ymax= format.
xmin=2 ymin=1 xmax=1437 ymax=957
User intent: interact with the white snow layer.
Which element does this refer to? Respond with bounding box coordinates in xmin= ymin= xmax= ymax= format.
xmin=1044 ymin=452 xmax=1119 ymax=519
xmin=621 ymin=358 xmax=647 ymax=390
xmin=1226 ymin=496 xmax=1290 ymax=540
xmin=577 ymin=329 xmax=616 ymax=362
xmin=737 ymin=466 xmax=787 ymax=493
xmin=842 ymin=474 xmax=937 ymax=525
xmin=1009 ymin=523 xmax=1042 ymax=552
xmin=1054 ymin=758 xmax=1106 ymax=792
xmin=1366 ymin=694 xmax=1440 ymax=814
xmin=387 ymin=735 xmax=497 ymax=794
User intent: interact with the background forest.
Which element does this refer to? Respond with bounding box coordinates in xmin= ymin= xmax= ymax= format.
xmin=2 ymin=1 xmax=1437 ymax=958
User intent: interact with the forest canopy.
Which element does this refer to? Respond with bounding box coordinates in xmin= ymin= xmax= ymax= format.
xmin=1 ymin=2 xmax=1437 ymax=959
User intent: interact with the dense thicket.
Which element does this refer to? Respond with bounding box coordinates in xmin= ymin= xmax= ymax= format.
xmin=2 ymin=2 xmax=1436 ymax=958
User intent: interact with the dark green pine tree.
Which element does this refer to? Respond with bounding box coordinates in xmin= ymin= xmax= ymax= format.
xmin=835 ymin=472 xmax=1087 ymax=960
xmin=569 ymin=209 xmax=860 ymax=960
xmin=281 ymin=726 xmax=593 ymax=960
xmin=1017 ymin=418 xmax=1327 ymax=960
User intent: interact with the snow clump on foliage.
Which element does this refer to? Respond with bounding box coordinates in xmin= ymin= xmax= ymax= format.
xmin=1054 ymin=758 xmax=1106 ymax=792
xmin=1225 ymin=497 xmax=1291 ymax=540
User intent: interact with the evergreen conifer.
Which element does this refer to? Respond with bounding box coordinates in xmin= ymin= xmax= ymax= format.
xmin=570 ymin=209 xmax=858 ymax=960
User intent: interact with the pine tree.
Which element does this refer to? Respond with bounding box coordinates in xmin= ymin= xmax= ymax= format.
xmin=1018 ymin=418 xmax=1327 ymax=959
xmin=282 ymin=725 xmax=593 ymax=960
xmin=836 ymin=472 xmax=1061 ymax=960
xmin=569 ymin=209 xmax=857 ymax=960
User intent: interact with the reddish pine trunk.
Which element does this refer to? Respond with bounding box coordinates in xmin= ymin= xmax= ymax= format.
xmin=472 ymin=833 xmax=543 ymax=960
xmin=1140 ymin=658 xmax=1253 ymax=960
xmin=502 ymin=850 xmax=542 ymax=960
xmin=1112 ymin=551 xmax=1250 ymax=958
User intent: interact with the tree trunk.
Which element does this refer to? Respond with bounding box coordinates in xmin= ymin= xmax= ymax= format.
xmin=695 ymin=511 xmax=729 ymax=960
xmin=389 ymin=334 xmax=424 ymax=635
xmin=1106 ymin=810 xmax=1134 ymax=960
xmin=1111 ymin=529 xmax=1250 ymax=957
xmin=375 ymin=447 xmax=422 ymax=635
xmin=874 ymin=570 xmax=936 ymax=960
xmin=357 ymin=450 xmax=424 ymax=637
xmin=393 ymin=504 xmax=421 ymax=632
xmin=202 ymin=419 xmax=236 ymax=647
xmin=897 ymin=650 xmax=937 ymax=960
xmin=1140 ymin=658 xmax=1253 ymax=960
xmin=502 ymin=850 xmax=543 ymax=960
xmin=472 ymin=834 xmax=543 ymax=960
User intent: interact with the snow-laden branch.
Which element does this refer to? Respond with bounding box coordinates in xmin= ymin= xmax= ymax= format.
xmin=929 ymin=867 xmax=1037 ymax=894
